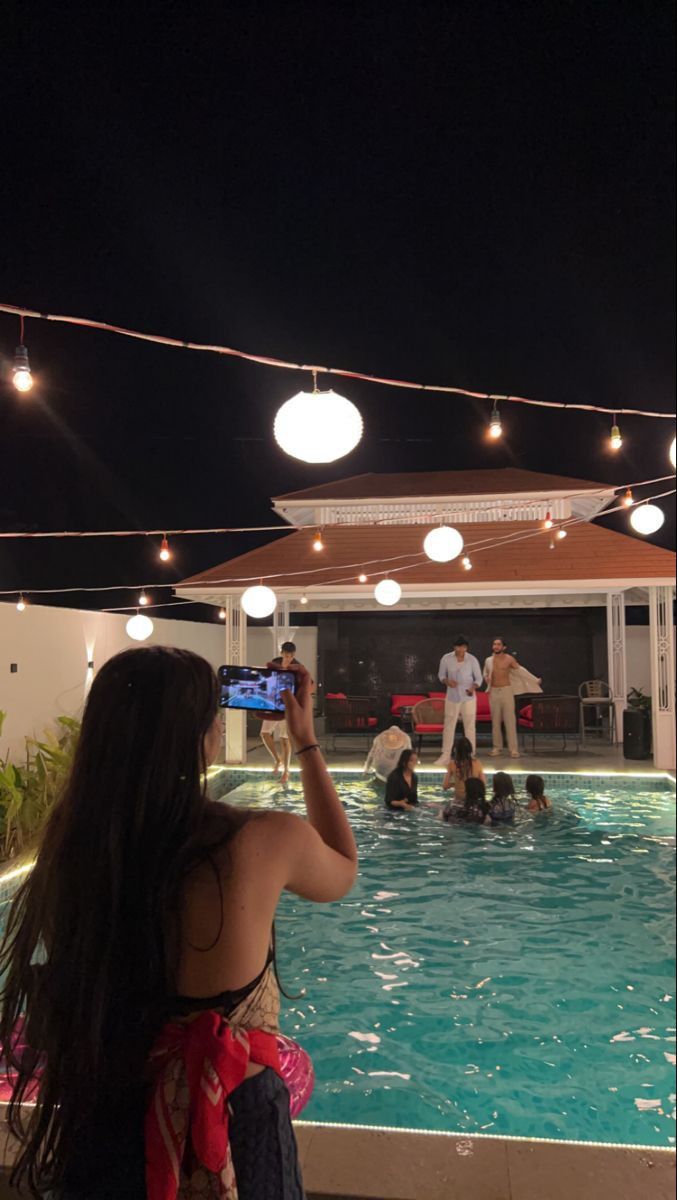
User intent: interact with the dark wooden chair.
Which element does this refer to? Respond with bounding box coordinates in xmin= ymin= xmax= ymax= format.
xmin=519 ymin=695 xmax=581 ymax=753
xmin=324 ymin=696 xmax=378 ymax=749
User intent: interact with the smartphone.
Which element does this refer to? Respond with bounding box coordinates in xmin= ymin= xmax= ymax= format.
xmin=217 ymin=665 xmax=296 ymax=714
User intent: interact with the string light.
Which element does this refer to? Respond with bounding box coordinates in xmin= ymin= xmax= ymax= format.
xmin=671 ymin=436 xmax=676 ymax=469
xmin=610 ymin=416 xmax=622 ymax=451
xmin=299 ymin=594 xmax=308 ymax=605
xmin=622 ymin=488 xmax=634 ymax=508
xmin=358 ymin=573 xmax=367 ymax=583
xmin=274 ymin=369 xmax=363 ymax=464
xmin=461 ymin=555 xmax=472 ymax=570
xmin=556 ymin=527 xmax=568 ymax=540
xmin=16 ymin=593 xmax=26 ymax=611
xmin=423 ymin=525 xmax=464 ymax=563
xmin=543 ymin=510 xmax=554 ymax=530
xmin=126 ymin=612 xmax=154 ymax=641
xmin=312 ymin=530 xmax=325 ymax=552
xmin=548 ymin=534 xmax=556 ymax=550
xmin=138 ymin=589 xmax=149 ymax=606
xmin=12 ymin=345 xmax=33 ymax=393
xmin=218 ymin=607 xmax=226 ymax=620
xmin=630 ymin=503 xmax=665 ymax=536
xmin=374 ymin=578 xmax=402 ymax=606
xmin=159 ymin=535 xmax=171 ymax=562
xmin=488 ymin=402 xmax=503 ymax=439
xmin=241 ymin=584 xmax=277 ymax=618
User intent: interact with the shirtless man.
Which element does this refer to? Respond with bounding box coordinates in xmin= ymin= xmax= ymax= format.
xmin=483 ymin=637 xmax=520 ymax=758
xmin=260 ymin=641 xmax=298 ymax=783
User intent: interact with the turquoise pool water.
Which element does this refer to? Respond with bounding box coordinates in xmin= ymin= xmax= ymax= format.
xmin=228 ymin=771 xmax=676 ymax=1147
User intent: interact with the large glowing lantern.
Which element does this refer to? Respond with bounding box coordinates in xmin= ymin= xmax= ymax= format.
xmin=126 ymin=613 xmax=154 ymax=641
xmin=274 ymin=387 xmax=363 ymax=463
xmin=630 ymin=504 xmax=665 ymax=536
xmin=241 ymin=585 xmax=277 ymax=618
xmin=374 ymin=578 xmax=402 ymax=606
xmin=423 ymin=524 xmax=464 ymax=563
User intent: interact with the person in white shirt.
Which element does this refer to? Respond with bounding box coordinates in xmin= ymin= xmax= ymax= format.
xmin=364 ymin=725 xmax=413 ymax=782
xmin=434 ymin=636 xmax=483 ymax=765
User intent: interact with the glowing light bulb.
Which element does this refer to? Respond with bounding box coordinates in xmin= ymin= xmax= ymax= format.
xmin=556 ymin=528 xmax=568 ymax=540
xmin=16 ymin=593 xmax=26 ymax=612
xmin=622 ymin=488 xmax=634 ymax=508
xmin=300 ymin=595 xmax=308 ymax=605
xmin=543 ymin=511 xmax=554 ymax=530
xmin=218 ymin=608 xmax=226 ymax=620
xmin=488 ymin=402 xmax=502 ymax=439
xmin=358 ymin=573 xmax=367 ymax=583
xmin=461 ymin=555 xmax=472 ymax=570
xmin=12 ymin=345 xmax=33 ymax=393
xmin=139 ymin=590 xmax=149 ymax=606
xmin=374 ymin=578 xmax=402 ymax=606
xmin=241 ymin=585 xmax=277 ymax=618
xmin=549 ymin=535 xmax=556 ymax=550
xmin=423 ymin=525 xmax=464 ymax=563
xmin=630 ymin=503 xmax=665 ymax=536
xmin=159 ymin=535 xmax=171 ymax=562
xmin=126 ymin=613 xmax=154 ymax=641
xmin=670 ymin=436 xmax=676 ymax=469
xmin=312 ymin=531 xmax=324 ymax=552
xmin=610 ymin=422 xmax=622 ymax=451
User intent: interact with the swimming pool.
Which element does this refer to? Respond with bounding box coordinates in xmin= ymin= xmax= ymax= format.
xmin=226 ymin=770 xmax=676 ymax=1148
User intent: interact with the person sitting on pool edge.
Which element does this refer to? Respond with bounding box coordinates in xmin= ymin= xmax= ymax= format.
xmin=525 ymin=774 xmax=552 ymax=811
xmin=442 ymin=737 xmax=487 ymax=802
xmin=442 ymin=777 xmax=491 ymax=825
xmin=490 ymin=771 xmax=517 ymax=823
xmin=384 ymin=749 xmax=420 ymax=811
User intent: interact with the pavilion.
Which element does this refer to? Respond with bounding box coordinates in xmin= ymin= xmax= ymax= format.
xmin=178 ymin=469 xmax=676 ymax=769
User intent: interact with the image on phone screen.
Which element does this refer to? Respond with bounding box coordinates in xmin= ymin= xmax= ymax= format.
xmin=218 ymin=665 xmax=295 ymax=713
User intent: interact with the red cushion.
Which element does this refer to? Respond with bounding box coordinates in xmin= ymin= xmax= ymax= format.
xmin=428 ymin=692 xmax=446 ymax=699
xmin=519 ymin=717 xmax=534 ymax=728
xmin=520 ymin=704 xmax=533 ymax=720
xmin=476 ymin=692 xmax=491 ymax=718
xmin=326 ymin=692 xmax=347 ymax=699
xmin=391 ymin=693 xmax=427 ymax=713
xmin=368 ymin=717 xmax=378 ymax=727
xmin=414 ymin=723 xmax=444 ymax=733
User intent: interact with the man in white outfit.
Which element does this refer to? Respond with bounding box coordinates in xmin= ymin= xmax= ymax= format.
xmin=434 ymin=636 xmax=483 ymax=766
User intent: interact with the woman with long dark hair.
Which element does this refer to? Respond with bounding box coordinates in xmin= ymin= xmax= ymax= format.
xmin=384 ymin=749 xmax=420 ymax=811
xmin=0 ymin=646 xmax=357 ymax=1199
xmin=441 ymin=736 xmax=486 ymax=802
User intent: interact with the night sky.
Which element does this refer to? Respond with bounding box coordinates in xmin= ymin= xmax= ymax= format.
xmin=1 ymin=3 xmax=674 ymax=619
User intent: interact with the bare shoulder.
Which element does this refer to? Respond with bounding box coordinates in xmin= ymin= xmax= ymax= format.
xmin=229 ymin=809 xmax=307 ymax=854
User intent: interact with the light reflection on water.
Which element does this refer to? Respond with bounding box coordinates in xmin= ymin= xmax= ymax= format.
xmin=229 ymin=773 xmax=676 ymax=1146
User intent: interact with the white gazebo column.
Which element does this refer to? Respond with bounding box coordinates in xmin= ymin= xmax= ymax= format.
xmin=271 ymin=600 xmax=294 ymax=657
xmin=649 ymin=585 xmax=676 ymax=771
xmin=224 ymin=597 xmax=248 ymax=763
xmin=606 ymin=591 xmax=627 ymax=744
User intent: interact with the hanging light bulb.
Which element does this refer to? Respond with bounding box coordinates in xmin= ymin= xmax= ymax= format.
xmin=423 ymin=525 xmax=464 ymax=563
xmin=461 ymin=555 xmax=472 ymax=570
xmin=358 ymin=573 xmax=368 ymax=583
xmin=16 ymin=593 xmax=27 ymax=612
xmin=126 ymin=612 xmax=154 ymax=641
xmin=274 ymin=370 xmax=363 ymax=463
xmin=218 ymin=607 xmax=226 ymax=620
xmin=543 ymin=510 xmax=554 ymax=530
xmin=556 ymin=527 xmax=568 ymax=540
xmin=548 ymin=534 xmax=556 ymax=550
xmin=312 ymin=530 xmax=324 ymax=552
xmin=300 ymin=594 xmax=309 ymax=605
xmin=374 ymin=578 xmax=402 ymax=606
xmin=609 ymin=416 xmax=622 ymax=451
xmin=630 ymin=503 xmax=665 ymax=536
xmin=241 ymin=584 xmax=277 ymax=618
xmin=488 ymin=401 xmax=502 ymax=439
xmin=12 ymin=344 xmax=33 ymax=393
xmin=670 ymin=436 xmax=676 ymax=469
xmin=622 ymin=488 xmax=634 ymax=508
xmin=159 ymin=535 xmax=171 ymax=562
xmin=138 ymin=589 xmax=149 ymax=606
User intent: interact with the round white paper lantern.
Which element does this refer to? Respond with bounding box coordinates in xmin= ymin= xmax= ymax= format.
xmin=630 ymin=504 xmax=665 ymax=536
xmin=241 ymin=584 xmax=277 ymax=618
xmin=423 ymin=525 xmax=464 ymax=563
xmin=274 ymin=388 xmax=363 ymax=463
xmin=670 ymin=436 xmax=676 ymax=469
xmin=374 ymin=578 xmax=402 ymax=606
xmin=126 ymin=613 xmax=154 ymax=641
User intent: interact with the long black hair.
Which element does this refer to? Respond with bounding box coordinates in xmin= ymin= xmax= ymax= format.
xmin=0 ymin=646 xmax=244 ymax=1195
xmin=396 ymin=748 xmax=416 ymax=772
xmin=453 ymin=737 xmax=474 ymax=780
xmin=463 ymin=777 xmax=489 ymax=822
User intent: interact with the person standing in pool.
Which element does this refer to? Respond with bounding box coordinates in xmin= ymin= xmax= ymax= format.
xmin=435 ymin=635 xmax=483 ymax=765
xmin=442 ymin=737 xmax=487 ymax=802
xmin=260 ymin=641 xmax=299 ymax=784
xmin=384 ymin=749 xmax=420 ymax=810
xmin=525 ymin=774 xmax=552 ymax=811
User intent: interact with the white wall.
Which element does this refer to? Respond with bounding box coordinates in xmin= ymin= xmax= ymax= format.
xmin=0 ymin=603 xmax=227 ymax=761
xmin=625 ymin=626 xmax=653 ymax=697
xmin=247 ymin=627 xmax=318 ymax=685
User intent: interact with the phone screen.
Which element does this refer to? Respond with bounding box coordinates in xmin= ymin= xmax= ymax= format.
xmin=217 ymin=665 xmax=295 ymax=713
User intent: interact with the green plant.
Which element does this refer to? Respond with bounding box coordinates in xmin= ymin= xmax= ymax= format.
xmin=0 ymin=712 xmax=81 ymax=859
xmin=627 ymin=686 xmax=652 ymax=714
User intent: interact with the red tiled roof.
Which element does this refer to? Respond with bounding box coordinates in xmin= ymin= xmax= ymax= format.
xmin=179 ymin=520 xmax=675 ymax=591
xmin=274 ymin=469 xmax=613 ymax=503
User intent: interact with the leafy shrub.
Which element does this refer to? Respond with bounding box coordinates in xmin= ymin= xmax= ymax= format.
xmin=0 ymin=712 xmax=81 ymax=859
